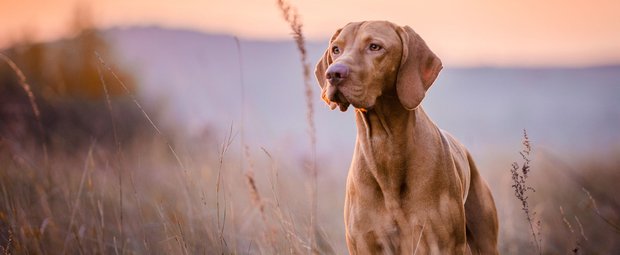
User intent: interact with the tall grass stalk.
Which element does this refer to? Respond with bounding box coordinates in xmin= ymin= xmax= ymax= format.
xmin=560 ymin=206 xmax=582 ymax=254
xmin=574 ymin=216 xmax=587 ymax=242
xmin=261 ymin=147 xmax=306 ymax=254
xmin=582 ymin=188 xmax=620 ymax=234
xmin=243 ymin=144 xmax=278 ymax=253
xmin=0 ymin=53 xmax=48 ymax=167
xmin=510 ymin=129 xmax=542 ymax=254
xmin=413 ymin=221 xmax=426 ymax=255
xmin=234 ymin=36 xmax=246 ymax=161
xmin=216 ymin=125 xmax=235 ymax=253
xmin=1 ymin=228 xmax=12 ymax=255
xmin=128 ymin=172 xmax=151 ymax=252
xmin=62 ymin=143 xmax=96 ymax=254
xmin=96 ymin=61 xmax=127 ymax=254
xmin=275 ymin=1 xmax=318 ymax=252
xmin=233 ymin=34 xmax=279 ymax=253
xmin=94 ymin=52 xmax=185 ymax=171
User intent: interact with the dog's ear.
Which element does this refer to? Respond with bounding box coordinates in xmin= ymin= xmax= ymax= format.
xmin=395 ymin=26 xmax=442 ymax=110
xmin=315 ymin=28 xmax=342 ymax=105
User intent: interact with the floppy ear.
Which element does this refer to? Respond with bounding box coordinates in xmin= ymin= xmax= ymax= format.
xmin=395 ymin=26 xmax=443 ymax=110
xmin=315 ymin=28 xmax=342 ymax=105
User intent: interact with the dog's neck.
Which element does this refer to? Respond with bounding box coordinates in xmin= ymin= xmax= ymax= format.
xmin=353 ymin=93 xmax=442 ymax=195
xmin=355 ymin=94 xmax=418 ymax=146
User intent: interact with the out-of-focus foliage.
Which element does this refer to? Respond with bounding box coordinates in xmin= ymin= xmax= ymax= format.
xmin=0 ymin=10 xmax=144 ymax=152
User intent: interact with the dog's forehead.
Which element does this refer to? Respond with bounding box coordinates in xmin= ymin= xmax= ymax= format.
xmin=336 ymin=21 xmax=399 ymax=44
xmin=334 ymin=22 xmax=363 ymax=42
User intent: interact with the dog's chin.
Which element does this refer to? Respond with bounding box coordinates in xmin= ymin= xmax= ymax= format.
xmin=334 ymin=86 xmax=376 ymax=112
xmin=349 ymin=102 xmax=373 ymax=112
xmin=333 ymin=98 xmax=375 ymax=112
xmin=329 ymin=95 xmax=373 ymax=113
xmin=345 ymin=96 xmax=376 ymax=112
xmin=324 ymin=85 xmax=351 ymax=112
xmin=324 ymin=83 xmax=376 ymax=112
xmin=327 ymin=93 xmax=351 ymax=112
xmin=327 ymin=101 xmax=350 ymax=112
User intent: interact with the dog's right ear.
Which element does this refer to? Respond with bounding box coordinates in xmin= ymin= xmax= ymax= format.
xmin=395 ymin=26 xmax=442 ymax=110
xmin=315 ymin=28 xmax=342 ymax=105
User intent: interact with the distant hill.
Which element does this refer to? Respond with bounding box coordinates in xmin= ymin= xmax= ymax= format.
xmin=103 ymin=26 xmax=620 ymax=163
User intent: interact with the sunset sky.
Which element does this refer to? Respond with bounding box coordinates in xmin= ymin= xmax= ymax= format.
xmin=1 ymin=0 xmax=619 ymax=66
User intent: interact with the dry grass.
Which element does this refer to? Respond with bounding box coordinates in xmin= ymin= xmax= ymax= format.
xmin=2 ymin=57 xmax=620 ymax=255
xmin=276 ymin=0 xmax=319 ymax=253
xmin=1 ymin=41 xmax=324 ymax=254
xmin=510 ymin=129 xmax=542 ymax=254
xmin=0 ymin=53 xmax=47 ymax=165
xmin=506 ymin=130 xmax=620 ymax=254
xmin=2 ymin=6 xmax=620 ymax=255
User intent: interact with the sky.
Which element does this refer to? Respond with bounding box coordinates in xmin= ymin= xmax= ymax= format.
xmin=1 ymin=0 xmax=619 ymax=67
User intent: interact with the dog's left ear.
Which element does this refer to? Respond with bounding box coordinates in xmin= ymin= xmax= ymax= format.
xmin=315 ymin=28 xmax=342 ymax=105
xmin=395 ymin=26 xmax=443 ymax=110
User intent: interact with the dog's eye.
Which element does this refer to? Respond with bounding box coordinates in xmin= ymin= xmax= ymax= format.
xmin=369 ymin=43 xmax=382 ymax=51
xmin=332 ymin=46 xmax=340 ymax=55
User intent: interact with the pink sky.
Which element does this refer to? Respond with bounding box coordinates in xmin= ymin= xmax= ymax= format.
xmin=1 ymin=0 xmax=619 ymax=66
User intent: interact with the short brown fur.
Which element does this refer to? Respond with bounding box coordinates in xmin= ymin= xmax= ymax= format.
xmin=315 ymin=21 xmax=499 ymax=254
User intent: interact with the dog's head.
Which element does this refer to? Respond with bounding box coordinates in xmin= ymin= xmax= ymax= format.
xmin=315 ymin=21 xmax=442 ymax=111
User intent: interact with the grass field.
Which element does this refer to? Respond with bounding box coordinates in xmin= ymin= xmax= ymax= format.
xmin=1 ymin=107 xmax=620 ymax=254
xmin=1 ymin=2 xmax=620 ymax=254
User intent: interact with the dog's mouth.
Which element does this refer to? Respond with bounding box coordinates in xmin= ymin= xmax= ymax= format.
xmin=323 ymin=85 xmax=350 ymax=112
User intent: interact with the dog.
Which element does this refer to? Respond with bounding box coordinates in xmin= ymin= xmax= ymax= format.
xmin=314 ymin=21 xmax=499 ymax=254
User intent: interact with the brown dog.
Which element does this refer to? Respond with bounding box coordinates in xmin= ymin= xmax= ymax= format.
xmin=315 ymin=21 xmax=499 ymax=254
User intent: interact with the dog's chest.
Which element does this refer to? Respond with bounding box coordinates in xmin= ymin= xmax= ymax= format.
xmin=344 ymin=190 xmax=400 ymax=250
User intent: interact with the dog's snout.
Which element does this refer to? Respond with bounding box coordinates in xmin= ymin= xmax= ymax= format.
xmin=325 ymin=63 xmax=349 ymax=85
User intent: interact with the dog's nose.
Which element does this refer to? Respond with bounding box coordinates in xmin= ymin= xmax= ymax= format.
xmin=326 ymin=63 xmax=349 ymax=85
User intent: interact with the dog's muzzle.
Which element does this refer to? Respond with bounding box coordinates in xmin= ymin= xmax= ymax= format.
xmin=324 ymin=63 xmax=351 ymax=111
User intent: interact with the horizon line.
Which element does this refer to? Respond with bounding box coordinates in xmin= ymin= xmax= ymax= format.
xmin=3 ymin=24 xmax=620 ymax=70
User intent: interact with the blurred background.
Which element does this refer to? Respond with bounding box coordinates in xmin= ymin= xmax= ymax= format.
xmin=1 ymin=0 xmax=619 ymax=254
